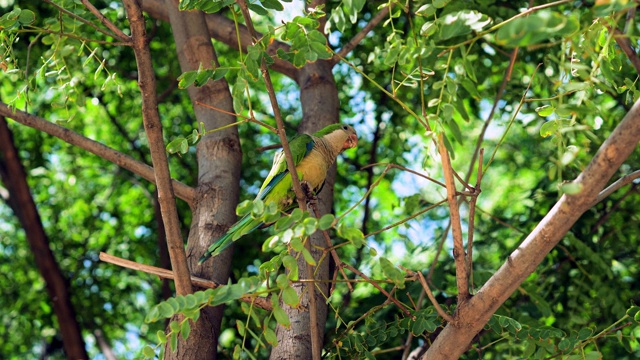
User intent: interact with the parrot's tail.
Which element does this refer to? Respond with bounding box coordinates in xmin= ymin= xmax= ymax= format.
xmin=198 ymin=215 xmax=260 ymax=264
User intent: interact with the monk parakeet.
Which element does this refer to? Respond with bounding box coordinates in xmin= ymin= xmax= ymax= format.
xmin=198 ymin=124 xmax=358 ymax=264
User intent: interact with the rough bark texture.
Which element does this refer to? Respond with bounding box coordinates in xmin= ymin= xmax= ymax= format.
xmin=0 ymin=118 xmax=88 ymax=359
xmin=424 ymin=96 xmax=640 ymax=358
xmin=269 ymin=60 xmax=339 ymax=360
xmin=162 ymin=0 xmax=242 ymax=358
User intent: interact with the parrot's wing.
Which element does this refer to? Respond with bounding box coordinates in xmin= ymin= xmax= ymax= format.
xmin=257 ymin=134 xmax=314 ymax=200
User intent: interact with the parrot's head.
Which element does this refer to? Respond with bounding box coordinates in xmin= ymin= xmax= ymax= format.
xmin=315 ymin=124 xmax=358 ymax=153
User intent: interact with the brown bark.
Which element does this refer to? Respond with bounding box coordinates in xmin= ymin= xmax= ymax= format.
xmin=424 ymin=95 xmax=640 ymax=358
xmin=162 ymin=0 xmax=242 ymax=358
xmin=0 ymin=118 xmax=88 ymax=359
xmin=123 ymin=0 xmax=193 ymax=296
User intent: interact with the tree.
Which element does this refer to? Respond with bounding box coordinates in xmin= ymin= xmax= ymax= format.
xmin=1 ymin=0 xmax=639 ymax=359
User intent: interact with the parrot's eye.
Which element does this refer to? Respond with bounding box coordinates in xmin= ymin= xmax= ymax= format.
xmin=342 ymin=125 xmax=348 ymax=130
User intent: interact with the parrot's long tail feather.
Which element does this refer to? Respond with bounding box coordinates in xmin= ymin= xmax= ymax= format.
xmin=198 ymin=215 xmax=261 ymax=264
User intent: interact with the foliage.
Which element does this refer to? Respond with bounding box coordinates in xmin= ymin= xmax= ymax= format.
xmin=1 ymin=0 xmax=640 ymax=359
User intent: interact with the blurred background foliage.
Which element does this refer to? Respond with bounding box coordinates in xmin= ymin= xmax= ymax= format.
xmin=1 ymin=0 xmax=639 ymax=358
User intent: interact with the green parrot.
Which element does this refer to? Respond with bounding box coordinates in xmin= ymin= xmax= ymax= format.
xmin=198 ymin=123 xmax=358 ymax=264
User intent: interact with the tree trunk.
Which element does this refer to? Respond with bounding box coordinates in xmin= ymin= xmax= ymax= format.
xmin=162 ymin=1 xmax=242 ymax=358
xmin=0 ymin=118 xmax=88 ymax=359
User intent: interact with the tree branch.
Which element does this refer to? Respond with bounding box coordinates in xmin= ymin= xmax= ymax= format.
xmin=424 ymin=90 xmax=640 ymax=360
xmin=79 ymin=0 xmax=130 ymax=42
xmin=330 ymin=3 xmax=393 ymax=65
xmin=591 ymin=169 xmax=640 ymax=207
xmin=122 ymin=0 xmax=193 ymax=296
xmin=99 ymin=252 xmax=272 ymax=310
xmin=0 ymin=118 xmax=88 ymax=359
xmin=0 ymin=103 xmax=195 ymax=206
xmin=139 ymin=0 xmax=298 ymax=79
xmin=436 ymin=133 xmax=470 ymax=303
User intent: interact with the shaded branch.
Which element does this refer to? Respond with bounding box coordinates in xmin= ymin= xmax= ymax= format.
xmin=0 ymin=102 xmax=195 ymax=206
xmin=414 ymin=270 xmax=454 ymax=323
xmin=436 ymin=133 xmax=470 ymax=303
xmin=123 ymin=0 xmax=193 ymax=296
xmin=330 ymin=3 xmax=393 ymax=65
xmin=79 ymin=0 xmax=130 ymax=42
xmin=591 ymin=169 xmax=640 ymax=207
xmin=99 ymin=252 xmax=272 ymax=310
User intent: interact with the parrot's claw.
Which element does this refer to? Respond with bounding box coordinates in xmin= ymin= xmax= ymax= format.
xmin=301 ymin=181 xmax=318 ymax=207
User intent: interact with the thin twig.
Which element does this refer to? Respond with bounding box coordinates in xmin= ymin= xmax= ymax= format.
xmin=465 ymin=48 xmax=518 ymax=184
xmin=414 ymin=271 xmax=454 ymax=323
xmin=436 ymin=132 xmax=470 ymax=303
xmin=330 ymin=3 xmax=393 ymax=65
xmin=591 ymin=169 xmax=640 ymax=207
xmin=80 ymin=0 xmax=131 ymax=42
xmin=99 ymin=252 xmax=272 ymax=310
xmin=43 ymin=0 xmax=129 ymax=42
xmin=362 ymin=162 xmax=447 ymax=188
xmin=80 ymin=0 xmax=130 ymax=42
xmin=365 ymin=199 xmax=447 ymax=238
xmin=342 ymin=263 xmax=413 ymax=318
xmin=466 ymin=149 xmax=484 ymax=293
xmin=428 ymin=221 xmax=451 ymax=285
xmin=318 ymin=226 xmax=354 ymax=292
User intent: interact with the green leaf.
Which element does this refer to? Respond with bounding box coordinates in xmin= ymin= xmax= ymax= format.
xmin=379 ymin=257 xmax=405 ymax=289
xmin=236 ymin=200 xmax=253 ymax=216
xmin=251 ymin=199 xmax=265 ymax=218
xmin=236 ymin=319 xmax=246 ymax=336
xmin=275 ymin=214 xmax=295 ymax=231
xmin=272 ymin=297 xmax=290 ymax=327
xmin=282 ymin=286 xmax=300 ymax=307
xmin=301 ymin=247 xmax=316 ymax=266
xmin=262 ymin=0 xmax=284 ymax=11
xmin=248 ymin=4 xmax=268 ymax=15
xmin=169 ymin=331 xmax=178 ymax=352
xmin=338 ymin=223 xmax=365 ymax=247
xmin=437 ymin=10 xmax=491 ymax=41
xmin=495 ymin=10 xmax=579 ymax=48
xmin=416 ymin=4 xmax=436 ymax=17
xmin=180 ymin=320 xmax=191 ymax=340
xmin=158 ymin=302 xmax=175 ymax=318
xmin=318 ymin=214 xmax=335 ymax=230
xmin=264 ymin=325 xmax=278 ymax=345
xmin=17 ymin=9 xmax=36 ymax=25
xmin=535 ymin=105 xmax=555 ymax=117
xmin=157 ymin=330 xmax=168 ymax=344
xmin=302 ymin=217 xmax=317 ymax=235
xmin=177 ymin=70 xmax=198 ymax=89
xmin=166 ymin=137 xmax=188 ymax=155
xmin=282 ymin=255 xmax=298 ymax=280
xmin=142 ymin=345 xmax=156 ymax=358
xmin=577 ymin=327 xmax=593 ymax=341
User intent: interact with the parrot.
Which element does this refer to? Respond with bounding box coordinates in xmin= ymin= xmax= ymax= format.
xmin=198 ymin=123 xmax=358 ymax=264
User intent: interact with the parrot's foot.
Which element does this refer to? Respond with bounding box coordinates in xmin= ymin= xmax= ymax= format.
xmin=301 ymin=181 xmax=318 ymax=208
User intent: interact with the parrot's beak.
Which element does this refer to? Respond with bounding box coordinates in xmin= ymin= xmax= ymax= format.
xmin=344 ymin=133 xmax=358 ymax=150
